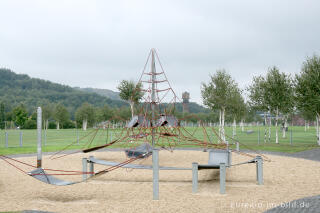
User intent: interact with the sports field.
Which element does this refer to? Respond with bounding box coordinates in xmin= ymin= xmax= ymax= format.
xmin=0 ymin=125 xmax=318 ymax=155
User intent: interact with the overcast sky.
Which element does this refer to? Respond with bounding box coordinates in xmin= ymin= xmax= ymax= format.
xmin=1 ymin=0 xmax=320 ymax=104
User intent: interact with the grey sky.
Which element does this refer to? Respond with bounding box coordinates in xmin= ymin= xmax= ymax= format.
xmin=1 ymin=0 xmax=320 ymax=104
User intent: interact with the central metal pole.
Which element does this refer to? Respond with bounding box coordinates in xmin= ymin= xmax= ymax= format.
xmin=151 ymin=49 xmax=159 ymax=200
xmin=151 ymin=49 xmax=156 ymax=148
xmin=37 ymin=107 xmax=42 ymax=168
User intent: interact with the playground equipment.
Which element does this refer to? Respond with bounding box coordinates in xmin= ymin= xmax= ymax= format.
xmin=0 ymin=49 xmax=266 ymax=199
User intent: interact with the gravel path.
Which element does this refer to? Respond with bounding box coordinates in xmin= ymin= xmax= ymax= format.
xmin=4 ymin=147 xmax=320 ymax=213
xmin=262 ymin=148 xmax=320 ymax=213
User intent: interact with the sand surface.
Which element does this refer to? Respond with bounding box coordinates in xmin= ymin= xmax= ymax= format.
xmin=0 ymin=150 xmax=319 ymax=213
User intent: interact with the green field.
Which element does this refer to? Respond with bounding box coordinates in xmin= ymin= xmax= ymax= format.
xmin=0 ymin=126 xmax=318 ymax=155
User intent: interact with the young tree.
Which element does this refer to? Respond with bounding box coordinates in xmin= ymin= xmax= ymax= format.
xmin=42 ymin=104 xmax=53 ymax=130
xmin=201 ymin=70 xmax=239 ymax=142
xmin=12 ymin=104 xmax=28 ymax=128
xmin=75 ymin=102 xmax=96 ymax=130
xmin=229 ymin=89 xmax=246 ymax=137
xmin=295 ymin=55 xmax=320 ymax=145
xmin=248 ymin=76 xmax=269 ymax=143
xmin=117 ymin=80 xmax=143 ymax=118
xmin=264 ymin=67 xmax=293 ymax=144
xmin=54 ymin=104 xmax=70 ymax=130
xmin=98 ymin=105 xmax=114 ymax=122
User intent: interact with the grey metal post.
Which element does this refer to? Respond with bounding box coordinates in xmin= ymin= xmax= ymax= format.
xmin=153 ymin=149 xmax=159 ymax=200
xmin=220 ymin=163 xmax=226 ymax=194
xmin=77 ymin=128 xmax=79 ymax=145
xmin=5 ymin=132 xmax=8 ymax=148
xmin=290 ymin=127 xmax=293 ymax=145
xmin=82 ymin=158 xmax=87 ymax=180
xmin=89 ymin=156 xmax=94 ymax=177
xmin=258 ymin=127 xmax=260 ymax=145
xmin=106 ymin=127 xmax=109 ymax=144
xmin=192 ymin=162 xmax=198 ymax=193
xmin=19 ymin=131 xmax=23 ymax=147
xmin=44 ymin=129 xmax=47 ymax=146
xmin=37 ymin=107 xmax=42 ymax=168
xmin=256 ymin=156 xmax=263 ymax=185
xmin=236 ymin=141 xmax=239 ymax=151
xmin=151 ymin=49 xmax=159 ymax=200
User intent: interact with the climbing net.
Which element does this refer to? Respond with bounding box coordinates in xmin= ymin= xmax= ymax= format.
xmin=0 ymin=49 xmax=269 ymax=182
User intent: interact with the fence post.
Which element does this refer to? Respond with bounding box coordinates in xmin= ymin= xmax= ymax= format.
xmin=192 ymin=162 xmax=198 ymax=193
xmin=236 ymin=142 xmax=239 ymax=151
xmin=5 ymin=132 xmax=8 ymax=148
xmin=19 ymin=131 xmax=23 ymax=147
xmin=77 ymin=128 xmax=79 ymax=145
xmin=37 ymin=107 xmax=42 ymax=168
xmin=290 ymin=127 xmax=293 ymax=145
xmin=220 ymin=163 xmax=226 ymax=194
xmin=258 ymin=127 xmax=260 ymax=145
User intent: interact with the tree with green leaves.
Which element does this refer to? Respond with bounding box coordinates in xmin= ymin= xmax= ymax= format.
xmin=264 ymin=66 xmax=294 ymax=144
xmin=98 ymin=105 xmax=114 ymax=122
xmin=12 ymin=104 xmax=28 ymax=128
xmin=54 ymin=104 xmax=70 ymax=130
xmin=300 ymin=110 xmax=314 ymax=132
xmin=248 ymin=76 xmax=270 ymax=143
xmin=42 ymin=104 xmax=53 ymax=130
xmin=75 ymin=102 xmax=96 ymax=130
xmin=117 ymin=80 xmax=144 ymax=118
xmin=201 ymin=70 xmax=239 ymax=141
xmin=229 ymin=88 xmax=246 ymax=137
xmin=295 ymin=55 xmax=320 ymax=145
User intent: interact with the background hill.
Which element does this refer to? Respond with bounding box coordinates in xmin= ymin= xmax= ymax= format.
xmin=0 ymin=68 xmax=208 ymax=115
xmin=0 ymin=68 xmax=127 ymax=115
xmin=76 ymin=87 xmax=209 ymax=113
xmin=74 ymin=87 xmax=121 ymax=101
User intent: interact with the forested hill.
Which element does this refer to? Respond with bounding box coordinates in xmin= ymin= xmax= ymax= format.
xmin=74 ymin=87 xmax=121 ymax=101
xmin=76 ymin=86 xmax=209 ymax=113
xmin=0 ymin=68 xmax=127 ymax=113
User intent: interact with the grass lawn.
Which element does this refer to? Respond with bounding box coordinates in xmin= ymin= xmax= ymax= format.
xmin=0 ymin=125 xmax=318 ymax=155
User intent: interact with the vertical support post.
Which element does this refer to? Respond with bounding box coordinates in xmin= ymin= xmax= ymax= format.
xmin=37 ymin=107 xmax=42 ymax=168
xmin=153 ymin=149 xmax=159 ymax=200
xmin=236 ymin=141 xmax=239 ymax=151
xmin=220 ymin=163 xmax=226 ymax=194
xmin=256 ymin=156 xmax=263 ymax=185
xmin=110 ymin=132 xmax=112 ymax=142
xmin=19 ymin=131 xmax=23 ymax=147
xmin=151 ymin=49 xmax=159 ymax=200
xmin=89 ymin=156 xmax=94 ymax=177
xmin=5 ymin=131 xmax=8 ymax=148
xmin=82 ymin=158 xmax=87 ymax=180
xmin=192 ymin=162 xmax=198 ymax=193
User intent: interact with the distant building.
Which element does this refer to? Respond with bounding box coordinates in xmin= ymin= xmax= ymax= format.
xmin=182 ymin=92 xmax=190 ymax=113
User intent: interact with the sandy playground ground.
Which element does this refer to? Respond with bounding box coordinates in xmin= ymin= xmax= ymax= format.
xmin=0 ymin=150 xmax=320 ymax=213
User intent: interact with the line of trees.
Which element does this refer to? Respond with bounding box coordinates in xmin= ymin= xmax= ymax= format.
xmin=202 ymin=55 xmax=320 ymax=145
xmin=0 ymin=102 xmax=132 ymax=130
